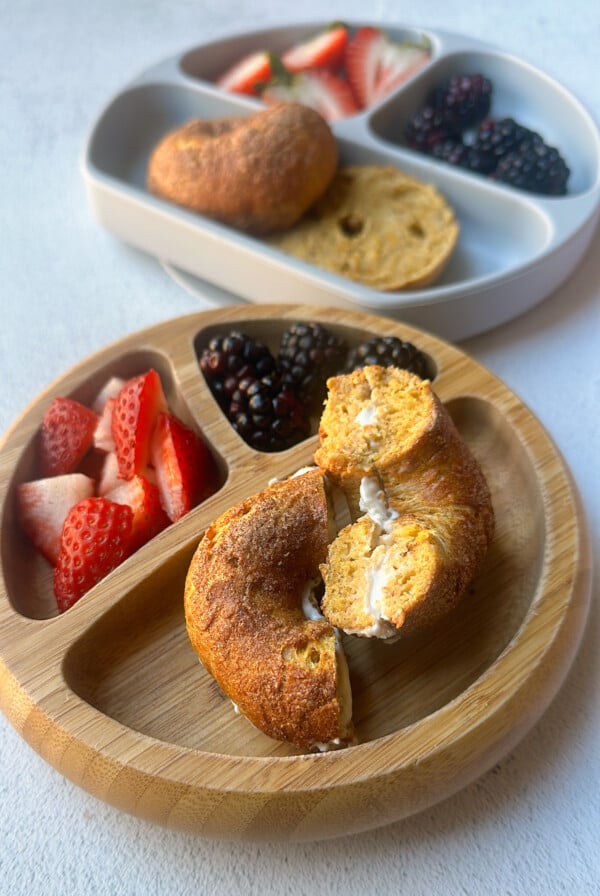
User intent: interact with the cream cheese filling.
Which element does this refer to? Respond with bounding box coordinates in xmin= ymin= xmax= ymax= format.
xmin=357 ymin=475 xmax=400 ymax=638
xmin=301 ymin=580 xmax=353 ymax=749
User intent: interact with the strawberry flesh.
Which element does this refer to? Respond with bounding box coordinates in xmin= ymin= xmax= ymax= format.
xmin=93 ymin=396 xmax=116 ymax=453
xmin=345 ymin=26 xmax=430 ymax=108
xmin=53 ymin=496 xmax=134 ymax=612
xmin=282 ymin=24 xmax=348 ymax=73
xmin=216 ymin=50 xmax=273 ymax=95
xmin=261 ymin=69 xmax=359 ymax=122
xmin=151 ymin=412 xmax=216 ymax=522
xmin=111 ymin=369 xmax=167 ymax=481
xmin=106 ymin=474 xmax=170 ymax=551
xmin=17 ymin=473 xmax=95 ymax=565
xmin=39 ymin=397 xmax=99 ymax=478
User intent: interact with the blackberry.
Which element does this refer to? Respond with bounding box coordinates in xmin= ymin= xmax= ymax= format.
xmin=228 ymin=373 xmax=310 ymax=452
xmin=277 ymin=322 xmax=345 ymax=405
xmin=199 ymin=330 xmax=276 ymax=408
xmin=469 ymin=117 xmax=540 ymax=175
xmin=343 ymin=336 xmax=433 ymax=381
xmin=492 ymin=142 xmax=570 ymax=195
xmin=430 ymin=73 xmax=492 ymax=129
xmin=431 ymin=138 xmax=470 ymax=167
xmin=404 ymin=105 xmax=462 ymax=153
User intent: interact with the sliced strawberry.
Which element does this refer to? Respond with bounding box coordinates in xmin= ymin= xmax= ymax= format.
xmin=106 ymin=474 xmax=170 ymax=551
xmin=53 ymin=496 xmax=134 ymax=612
xmin=282 ymin=23 xmax=348 ymax=73
xmin=150 ymin=412 xmax=216 ymax=522
xmin=261 ymin=69 xmax=359 ymax=122
xmin=345 ymin=27 xmax=430 ymax=108
xmin=216 ymin=50 xmax=274 ymax=96
xmin=39 ymin=397 xmax=99 ymax=478
xmin=17 ymin=473 xmax=95 ymax=565
xmin=111 ymin=369 xmax=167 ymax=481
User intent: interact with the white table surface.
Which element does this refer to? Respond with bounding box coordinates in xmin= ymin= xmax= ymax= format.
xmin=1 ymin=1 xmax=598 ymax=894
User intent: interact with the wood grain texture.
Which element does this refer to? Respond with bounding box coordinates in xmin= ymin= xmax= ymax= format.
xmin=0 ymin=305 xmax=592 ymax=840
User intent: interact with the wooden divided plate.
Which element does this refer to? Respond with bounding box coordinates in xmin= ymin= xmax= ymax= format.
xmin=0 ymin=305 xmax=592 ymax=840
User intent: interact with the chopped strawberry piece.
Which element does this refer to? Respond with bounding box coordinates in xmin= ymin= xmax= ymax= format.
xmin=261 ymin=69 xmax=359 ymax=122
xmin=53 ymin=497 xmax=134 ymax=612
xmin=17 ymin=473 xmax=95 ymax=565
xmin=111 ymin=369 xmax=167 ymax=481
xmin=345 ymin=27 xmax=430 ymax=108
xmin=216 ymin=50 xmax=274 ymax=96
xmin=106 ymin=474 xmax=170 ymax=551
xmin=93 ymin=396 xmax=116 ymax=453
xmin=282 ymin=24 xmax=348 ymax=73
xmin=39 ymin=397 xmax=99 ymax=478
xmin=150 ymin=412 xmax=216 ymax=522
xmin=76 ymin=448 xmax=106 ymax=482
xmin=96 ymin=450 xmax=123 ymax=496
xmin=91 ymin=376 xmax=126 ymax=414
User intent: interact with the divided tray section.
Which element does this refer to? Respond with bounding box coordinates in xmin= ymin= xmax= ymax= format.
xmin=0 ymin=306 xmax=591 ymax=840
xmin=82 ymin=22 xmax=600 ymax=339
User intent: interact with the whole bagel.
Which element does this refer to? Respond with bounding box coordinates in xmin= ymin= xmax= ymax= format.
xmin=147 ymin=103 xmax=339 ymax=235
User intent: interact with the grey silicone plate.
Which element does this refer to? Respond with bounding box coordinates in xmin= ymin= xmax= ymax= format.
xmin=82 ymin=21 xmax=600 ymax=340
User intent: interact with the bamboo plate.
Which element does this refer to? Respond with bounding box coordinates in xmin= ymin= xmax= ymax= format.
xmin=0 ymin=305 xmax=592 ymax=841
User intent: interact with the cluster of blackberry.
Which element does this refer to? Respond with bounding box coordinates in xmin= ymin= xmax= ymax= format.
xmin=199 ymin=324 xmax=432 ymax=452
xmin=404 ymin=73 xmax=570 ymax=195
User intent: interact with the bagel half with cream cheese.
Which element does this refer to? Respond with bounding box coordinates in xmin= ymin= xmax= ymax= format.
xmin=315 ymin=365 xmax=494 ymax=639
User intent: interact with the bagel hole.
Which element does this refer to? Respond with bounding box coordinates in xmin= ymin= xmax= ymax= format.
xmin=338 ymin=214 xmax=364 ymax=237
xmin=409 ymin=221 xmax=425 ymax=239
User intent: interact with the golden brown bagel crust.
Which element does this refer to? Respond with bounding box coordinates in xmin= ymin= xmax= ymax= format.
xmin=184 ymin=468 xmax=352 ymax=751
xmin=316 ymin=366 xmax=494 ymax=638
xmin=147 ymin=103 xmax=338 ymax=235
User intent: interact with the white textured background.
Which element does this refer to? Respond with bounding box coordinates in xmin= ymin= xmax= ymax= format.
xmin=1 ymin=1 xmax=598 ymax=894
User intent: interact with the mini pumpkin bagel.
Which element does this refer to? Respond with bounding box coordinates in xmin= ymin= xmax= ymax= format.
xmin=184 ymin=468 xmax=353 ymax=752
xmin=266 ymin=165 xmax=459 ymax=290
xmin=316 ymin=365 xmax=494 ymax=638
xmin=147 ymin=103 xmax=339 ymax=235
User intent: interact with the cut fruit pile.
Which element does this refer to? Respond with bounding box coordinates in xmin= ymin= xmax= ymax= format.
xmin=403 ymin=72 xmax=570 ymax=195
xmin=17 ymin=369 xmax=218 ymax=612
xmin=214 ymin=23 xmax=431 ymax=122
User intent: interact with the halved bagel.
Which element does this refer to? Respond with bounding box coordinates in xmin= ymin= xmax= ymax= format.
xmin=184 ymin=468 xmax=353 ymax=752
xmin=315 ymin=365 xmax=494 ymax=638
xmin=266 ymin=165 xmax=459 ymax=290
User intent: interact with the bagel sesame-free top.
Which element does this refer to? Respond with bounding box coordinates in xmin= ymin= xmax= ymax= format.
xmin=147 ymin=103 xmax=339 ymax=235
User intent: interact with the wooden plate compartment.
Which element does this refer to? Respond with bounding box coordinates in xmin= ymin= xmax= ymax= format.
xmin=0 ymin=305 xmax=591 ymax=840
